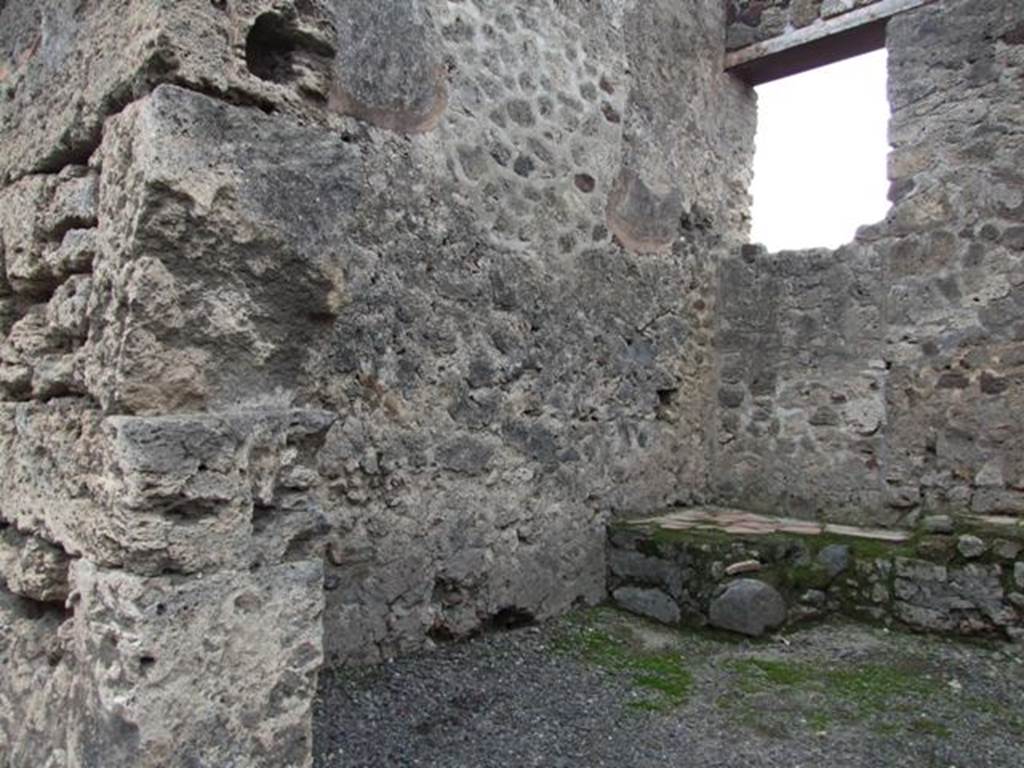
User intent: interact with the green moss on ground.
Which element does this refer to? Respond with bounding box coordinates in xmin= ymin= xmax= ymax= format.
xmin=908 ymin=719 xmax=953 ymax=738
xmin=727 ymin=658 xmax=817 ymax=688
xmin=721 ymin=655 xmax=947 ymax=736
xmin=548 ymin=607 xmax=1023 ymax=746
xmin=826 ymin=661 xmax=940 ymax=713
xmin=963 ymin=696 xmax=1024 ymax=736
xmin=726 ymin=656 xmax=941 ymax=710
xmin=551 ymin=607 xmax=693 ymax=713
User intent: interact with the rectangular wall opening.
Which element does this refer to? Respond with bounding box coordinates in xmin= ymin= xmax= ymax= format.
xmin=749 ymin=48 xmax=891 ymax=252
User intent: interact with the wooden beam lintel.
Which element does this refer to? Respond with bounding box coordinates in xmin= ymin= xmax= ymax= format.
xmin=725 ymin=0 xmax=938 ymax=85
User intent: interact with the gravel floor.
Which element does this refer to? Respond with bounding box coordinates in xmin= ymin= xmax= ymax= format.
xmin=314 ymin=608 xmax=1024 ymax=768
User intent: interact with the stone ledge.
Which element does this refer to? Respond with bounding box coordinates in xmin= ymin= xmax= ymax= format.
xmin=608 ymin=506 xmax=1024 ymax=641
xmin=632 ymin=506 xmax=914 ymax=541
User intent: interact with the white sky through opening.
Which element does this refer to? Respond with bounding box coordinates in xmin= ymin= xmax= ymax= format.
xmin=749 ymin=49 xmax=891 ymax=252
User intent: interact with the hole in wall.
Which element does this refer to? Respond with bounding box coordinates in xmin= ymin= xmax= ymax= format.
xmin=246 ymin=13 xmax=300 ymax=83
xmin=482 ymin=606 xmax=535 ymax=631
xmin=749 ymin=49 xmax=891 ymax=251
xmin=427 ymin=622 xmax=457 ymax=643
xmin=574 ymin=173 xmax=596 ymax=193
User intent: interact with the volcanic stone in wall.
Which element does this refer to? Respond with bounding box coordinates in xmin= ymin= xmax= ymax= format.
xmin=0 ymin=527 xmax=70 ymax=603
xmin=328 ymin=1 xmax=447 ymax=132
xmin=0 ymin=585 xmax=71 ymax=768
xmin=709 ymin=578 xmax=787 ymax=636
xmin=65 ymin=560 xmax=324 ymax=768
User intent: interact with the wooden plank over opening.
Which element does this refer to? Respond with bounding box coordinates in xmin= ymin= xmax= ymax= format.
xmin=725 ymin=0 xmax=938 ymax=85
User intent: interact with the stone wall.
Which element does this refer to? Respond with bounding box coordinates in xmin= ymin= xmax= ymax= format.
xmin=0 ymin=1 xmax=753 ymax=765
xmin=712 ymin=0 xmax=1024 ymax=529
xmin=713 ymin=244 xmax=886 ymax=522
xmin=726 ymin=0 xmax=890 ymax=51
xmin=882 ymin=0 xmax=1024 ymax=519
xmin=1 ymin=0 xmax=1021 ymax=765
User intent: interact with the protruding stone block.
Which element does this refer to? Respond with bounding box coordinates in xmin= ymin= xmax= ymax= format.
xmin=89 ymin=85 xmax=360 ymax=415
xmin=0 ymin=402 xmax=335 ymax=576
xmin=96 ymin=408 xmax=336 ymax=575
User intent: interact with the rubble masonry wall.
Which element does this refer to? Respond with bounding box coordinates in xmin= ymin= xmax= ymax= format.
xmin=1 ymin=0 xmax=1021 ymax=765
xmin=712 ymin=0 xmax=1024 ymax=527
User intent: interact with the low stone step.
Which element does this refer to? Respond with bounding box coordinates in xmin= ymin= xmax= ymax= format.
xmin=608 ymin=506 xmax=1024 ymax=642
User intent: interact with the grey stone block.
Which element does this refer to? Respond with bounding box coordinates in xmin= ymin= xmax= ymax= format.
xmin=921 ymin=515 xmax=955 ymax=535
xmin=956 ymin=535 xmax=987 ymax=560
xmin=612 ymin=587 xmax=681 ymax=626
xmin=816 ymin=544 xmax=851 ymax=580
xmin=708 ymin=579 xmax=787 ymax=637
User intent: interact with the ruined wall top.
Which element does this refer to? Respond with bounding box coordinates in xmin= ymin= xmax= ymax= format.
xmin=727 ymin=0 xmax=892 ymax=50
